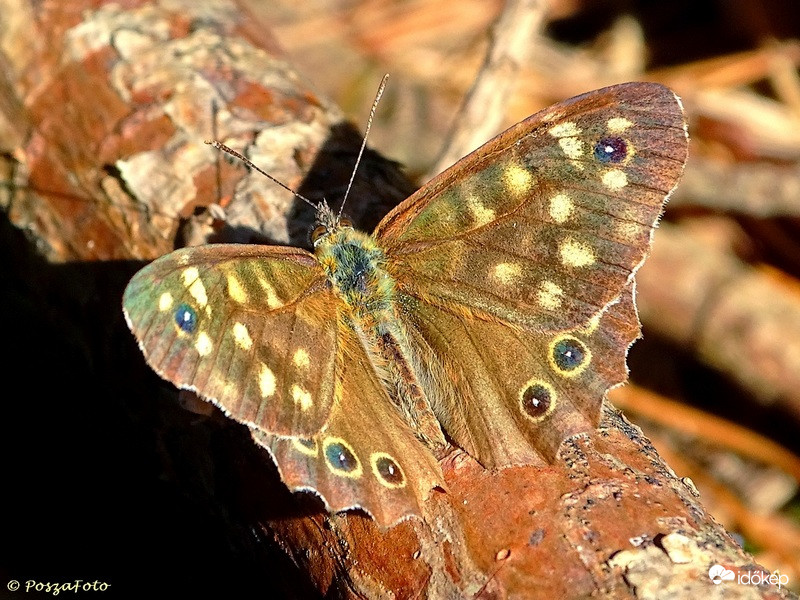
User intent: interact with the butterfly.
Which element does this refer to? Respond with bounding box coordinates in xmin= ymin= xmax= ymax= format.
xmin=123 ymin=82 xmax=688 ymax=527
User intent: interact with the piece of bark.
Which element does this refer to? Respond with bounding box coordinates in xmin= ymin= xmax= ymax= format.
xmin=0 ymin=1 xmax=792 ymax=598
xmin=430 ymin=0 xmax=547 ymax=177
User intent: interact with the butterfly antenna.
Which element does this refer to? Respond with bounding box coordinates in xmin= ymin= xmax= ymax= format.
xmin=203 ymin=140 xmax=317 ymax=209
xmin=337 ymin=73 xmax=389 ymax=220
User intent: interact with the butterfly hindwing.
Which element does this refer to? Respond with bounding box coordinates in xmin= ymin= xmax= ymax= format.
xmin=252 ymin=324 xmax=444 ymax=527
xmin=123 ymin=245 xmax=339 ymax=437
xmin=402 ymin=283 xmax=639 ymax=468
xmin=377 ymin=83 xmax=687 ymax=332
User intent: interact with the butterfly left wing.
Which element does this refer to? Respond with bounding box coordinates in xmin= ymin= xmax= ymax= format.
xmin=123 ymin=245 xmax=340 ymax=438
xmin=251 ymin=324 xmax=444 ymax=528
xmin=124 ymin=245 xmax=444 ymax=526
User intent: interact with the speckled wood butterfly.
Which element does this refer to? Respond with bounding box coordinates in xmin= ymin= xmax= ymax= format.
xmin=123 ymin=82 xmax=688 ymax=527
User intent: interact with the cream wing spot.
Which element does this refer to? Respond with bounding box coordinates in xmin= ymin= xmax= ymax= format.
xmin=291 ymin=384 xmax=313 ymax=411
xmin=194 ymin=331 xmax=213 ymax=356
xmin=227 ymin=273 xmax=248 ymax=303
xmin=158 ymin=292 xmax=173 ymax=312
xmin=258 ymin=363 xmax=276 ymax=398
xmin=181 ymin=267 xmax=208 ymax=308
xmin=549 ymin=193 xmax=575 ymax=223
xmin=607 ymin=116 xmax=634 ymax=133
xmin=578 ymin=312 xmax=602 ymax=335
xmin=558 ymin=137 xmax=584 ymax=159
xmin=258 ymin=278 xmax=282 ymax=309
xmin=492 ymin=262 xmax=522 ymax=285
xmin=503 ymin=164 xmax=533 ymax=193
xmin=560 ymin=238 xmax=596 ymax=268
xmin=293 ymin=348 xmax=310 ymax=369
xmin=467 ymin=196 xmax=495 ymax=226
xmin=189 ymin=280 xmax=208 ymax=307
xmin=548 ymin=122 xmax=581 ymax=138
xmin=181 ymin=267 xmax=199 ymax=285
xmin=615 ymin=220 xmax=645 ymax=242
xmin=602 ymin=169 xmax=628 ymax=190
xmin=232 ymin=322 xmax=253 ymax=350
xmin=537 ymin=280 xmax=564 ymax=310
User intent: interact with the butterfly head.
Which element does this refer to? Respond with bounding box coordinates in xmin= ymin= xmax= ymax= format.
xmin=311 ymin=201 xmax=354 ymax=247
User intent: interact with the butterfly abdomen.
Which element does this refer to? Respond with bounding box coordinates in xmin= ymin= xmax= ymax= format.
xmin=315 ymin=227 xmax=447 ymax=450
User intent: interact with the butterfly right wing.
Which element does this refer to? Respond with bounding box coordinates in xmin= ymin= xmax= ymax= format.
xmin=252 ymin=323 xmax=445 ymax=528
xmin=376 ymin=83 xmax=687 ymax=333
xmin=123 ymin=244 xmax=339 ymax=438
xmin=402 ymin=282 xmax=640 ymax=468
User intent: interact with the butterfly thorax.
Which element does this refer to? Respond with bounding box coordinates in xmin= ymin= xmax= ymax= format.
xmin=313 ymin=218 xmax=448 ymax=451
xmin=315 ymin=226 xmax=393 ymax=318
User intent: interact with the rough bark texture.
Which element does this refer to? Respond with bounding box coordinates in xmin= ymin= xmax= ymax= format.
xmin=1 ymin=1 xmax=794 ymax=598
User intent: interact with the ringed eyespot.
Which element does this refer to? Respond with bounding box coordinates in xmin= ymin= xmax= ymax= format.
xmin=174 ymin=303 xmax=197 ymax=333
xmin=520 ymin=381 xmax=556 ymax=420
xmin=371 ymin=453 xmax=407 ymax=488
xmin=593 ymin=137 xmax=628 ymax=164
xmin=323 ymin=438 xmax=362 ymax=478
xmin=550 ymin=335 xmax=590 ymax=377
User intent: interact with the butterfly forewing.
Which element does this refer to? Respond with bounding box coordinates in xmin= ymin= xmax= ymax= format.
xmin=251 ymin=324 xmax=444 ymax=527
xmin=377 ymin=83 xmax=687 ymax=332
xmin=123 ymin=245 xmax=339 ymax=437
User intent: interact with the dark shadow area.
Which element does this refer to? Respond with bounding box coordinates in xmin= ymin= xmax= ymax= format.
xmin=628 ymin=329 xmax=800 ymax=459
xmin=0 ymin=213 xmax=301 ymax=597
xmin=289 ymin=121 xmax=417 ymax=247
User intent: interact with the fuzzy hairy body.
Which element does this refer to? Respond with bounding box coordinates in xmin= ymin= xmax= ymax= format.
xmin=315 ymin=225 xmax=447 ymax=451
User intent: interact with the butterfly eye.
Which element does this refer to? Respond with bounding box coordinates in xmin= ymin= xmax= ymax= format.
xmin=311 ymin=224 xmax=328 ymax=244
xmin=339 ymin=217 xmax=353 ymax=228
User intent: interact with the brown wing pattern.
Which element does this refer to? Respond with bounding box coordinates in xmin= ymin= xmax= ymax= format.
xmin=252 ymin=324 xmax=445 ymax=527
xmin=123 ymin=244 xmax=339 ymax=437
xmin=401 ymin=283 xmax=640 ymax=468
xmin=377 ymin=83 xmax=687 ymax=333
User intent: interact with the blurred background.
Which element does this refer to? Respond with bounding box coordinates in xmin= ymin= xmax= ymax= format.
xmin=2 ymin=0 xmax=800 ymax=595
